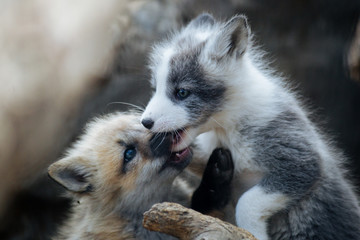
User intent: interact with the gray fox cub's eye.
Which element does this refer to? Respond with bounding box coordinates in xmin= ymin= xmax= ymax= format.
xmin=124 ymin=148 xmax=136 ymax=163
xmin=176 ymin=88 xmax=190 ymax=100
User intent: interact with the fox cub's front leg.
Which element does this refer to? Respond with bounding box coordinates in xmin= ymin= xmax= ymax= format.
xmin=191 ymin=148 xmax=234 ymax=217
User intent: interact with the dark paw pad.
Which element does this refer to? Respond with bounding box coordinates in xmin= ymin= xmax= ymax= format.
xmin=203 ymin=148 xmax=234 ymax=187
xmin=191 ymin=148 xmax=234 ymax=213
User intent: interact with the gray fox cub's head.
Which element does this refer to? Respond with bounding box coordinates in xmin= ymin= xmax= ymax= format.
xmin=141 ymin=13 xmax=251 ymax=151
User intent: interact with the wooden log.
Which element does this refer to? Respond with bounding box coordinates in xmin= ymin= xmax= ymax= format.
xmin=143 ymin=202 xmax=257 ymax=240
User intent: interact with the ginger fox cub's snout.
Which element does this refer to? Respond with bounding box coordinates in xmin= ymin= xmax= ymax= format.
xmin=48 ymin=111 xmax=235 ymax=240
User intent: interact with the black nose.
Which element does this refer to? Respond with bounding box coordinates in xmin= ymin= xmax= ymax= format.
xmin=142 ymin=118 xmax=154 ymax=129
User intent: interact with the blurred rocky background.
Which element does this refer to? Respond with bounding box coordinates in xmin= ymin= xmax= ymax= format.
xmin=0 ymin=0 xmax=359 ymax=239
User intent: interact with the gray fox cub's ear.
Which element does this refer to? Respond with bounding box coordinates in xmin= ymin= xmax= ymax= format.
xmin=186 ymin=13 xmax=215 ymax=29
xmin=206 ymin=15 xmax=250 ymax=60
xmin=48 ymin=157 xmax=93 ymax=193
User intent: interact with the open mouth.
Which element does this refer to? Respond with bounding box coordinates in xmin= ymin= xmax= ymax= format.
xmin=150 ymin=130 xmax=192 ymax=170
xmin=163 ymin=129 xmax=192 ymax=170
xmin=166 ymin=146 xmax=192 ymax=169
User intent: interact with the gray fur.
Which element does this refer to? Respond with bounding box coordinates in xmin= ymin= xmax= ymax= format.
xmin=253 ymin=110 xmax=321 ymax=196
xmin=142 ymin=13 xmax=360 ymax=240
xmin=168 ymin=50 xmax=226 ymax=126
xmin=237 ymin=109 xmax=360 ymax=239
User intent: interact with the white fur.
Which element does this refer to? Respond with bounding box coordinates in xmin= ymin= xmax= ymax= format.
xmin=195 ymin=131 xmax=219 ymax=157
xmin=194 ymin=30 xmax=212 ymax=42
xmin=236 ymin=186 xmax=289 ymax=240
xmin=155 ymin=46 xmax=175 ymax=94
xmin=201 ymin=54 xmax=281 ymax=172
xmin=209 ymin=54 xmax=280 ymax=128
xmin=142 ymin=46 xmax=190 ymax=133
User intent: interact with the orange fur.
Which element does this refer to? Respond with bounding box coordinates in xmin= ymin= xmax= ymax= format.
xmin=49 ymin=112 xmax=179 ymax=239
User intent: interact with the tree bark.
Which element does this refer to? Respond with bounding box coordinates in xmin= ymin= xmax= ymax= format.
xmin=143 ymin=202 xmax=257 ymax=240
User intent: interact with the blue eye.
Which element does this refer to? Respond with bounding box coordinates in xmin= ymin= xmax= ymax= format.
xmin=176 ymin=88 xmax=190 ymax=100
xmin=124 ymin=148 xmax=136 ymax=163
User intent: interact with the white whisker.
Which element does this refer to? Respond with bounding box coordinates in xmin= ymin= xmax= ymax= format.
xmin=154 ymin=133 xmax=167 ymax=151
xmin=107 ymin=101 xmax=145 ymax=112
xmin=211 ymin=117 xmax=224 ymax=129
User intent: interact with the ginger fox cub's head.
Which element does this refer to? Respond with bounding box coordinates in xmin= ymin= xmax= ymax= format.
xmin=48 ymin=112 xmax=192 ymax=214
xmin=141 ymin=13 xmax=252 ymax=152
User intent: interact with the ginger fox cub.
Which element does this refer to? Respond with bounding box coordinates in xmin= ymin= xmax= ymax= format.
xmin=48 ymin=112 xmax=234 ymax=240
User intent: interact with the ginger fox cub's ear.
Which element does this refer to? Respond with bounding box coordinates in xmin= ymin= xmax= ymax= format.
xmin=206 ymin=15 xmax=250 ymax=60
xmin=48 ymin=156 xmax=93 ymax=193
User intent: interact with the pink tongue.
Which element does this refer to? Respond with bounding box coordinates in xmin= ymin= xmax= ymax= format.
xmin=175 ymin=148 xmax=189 ymax=160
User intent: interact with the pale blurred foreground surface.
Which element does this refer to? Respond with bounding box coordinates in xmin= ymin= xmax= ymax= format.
xmin=0 ymin=0 xmax=359 ymax=239
xmin=0 ymin=0 xmax=123 ymax=212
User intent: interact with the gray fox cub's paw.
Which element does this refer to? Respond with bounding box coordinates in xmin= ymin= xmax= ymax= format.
xmin=191 ymin=148 xmax=234 ymax=214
